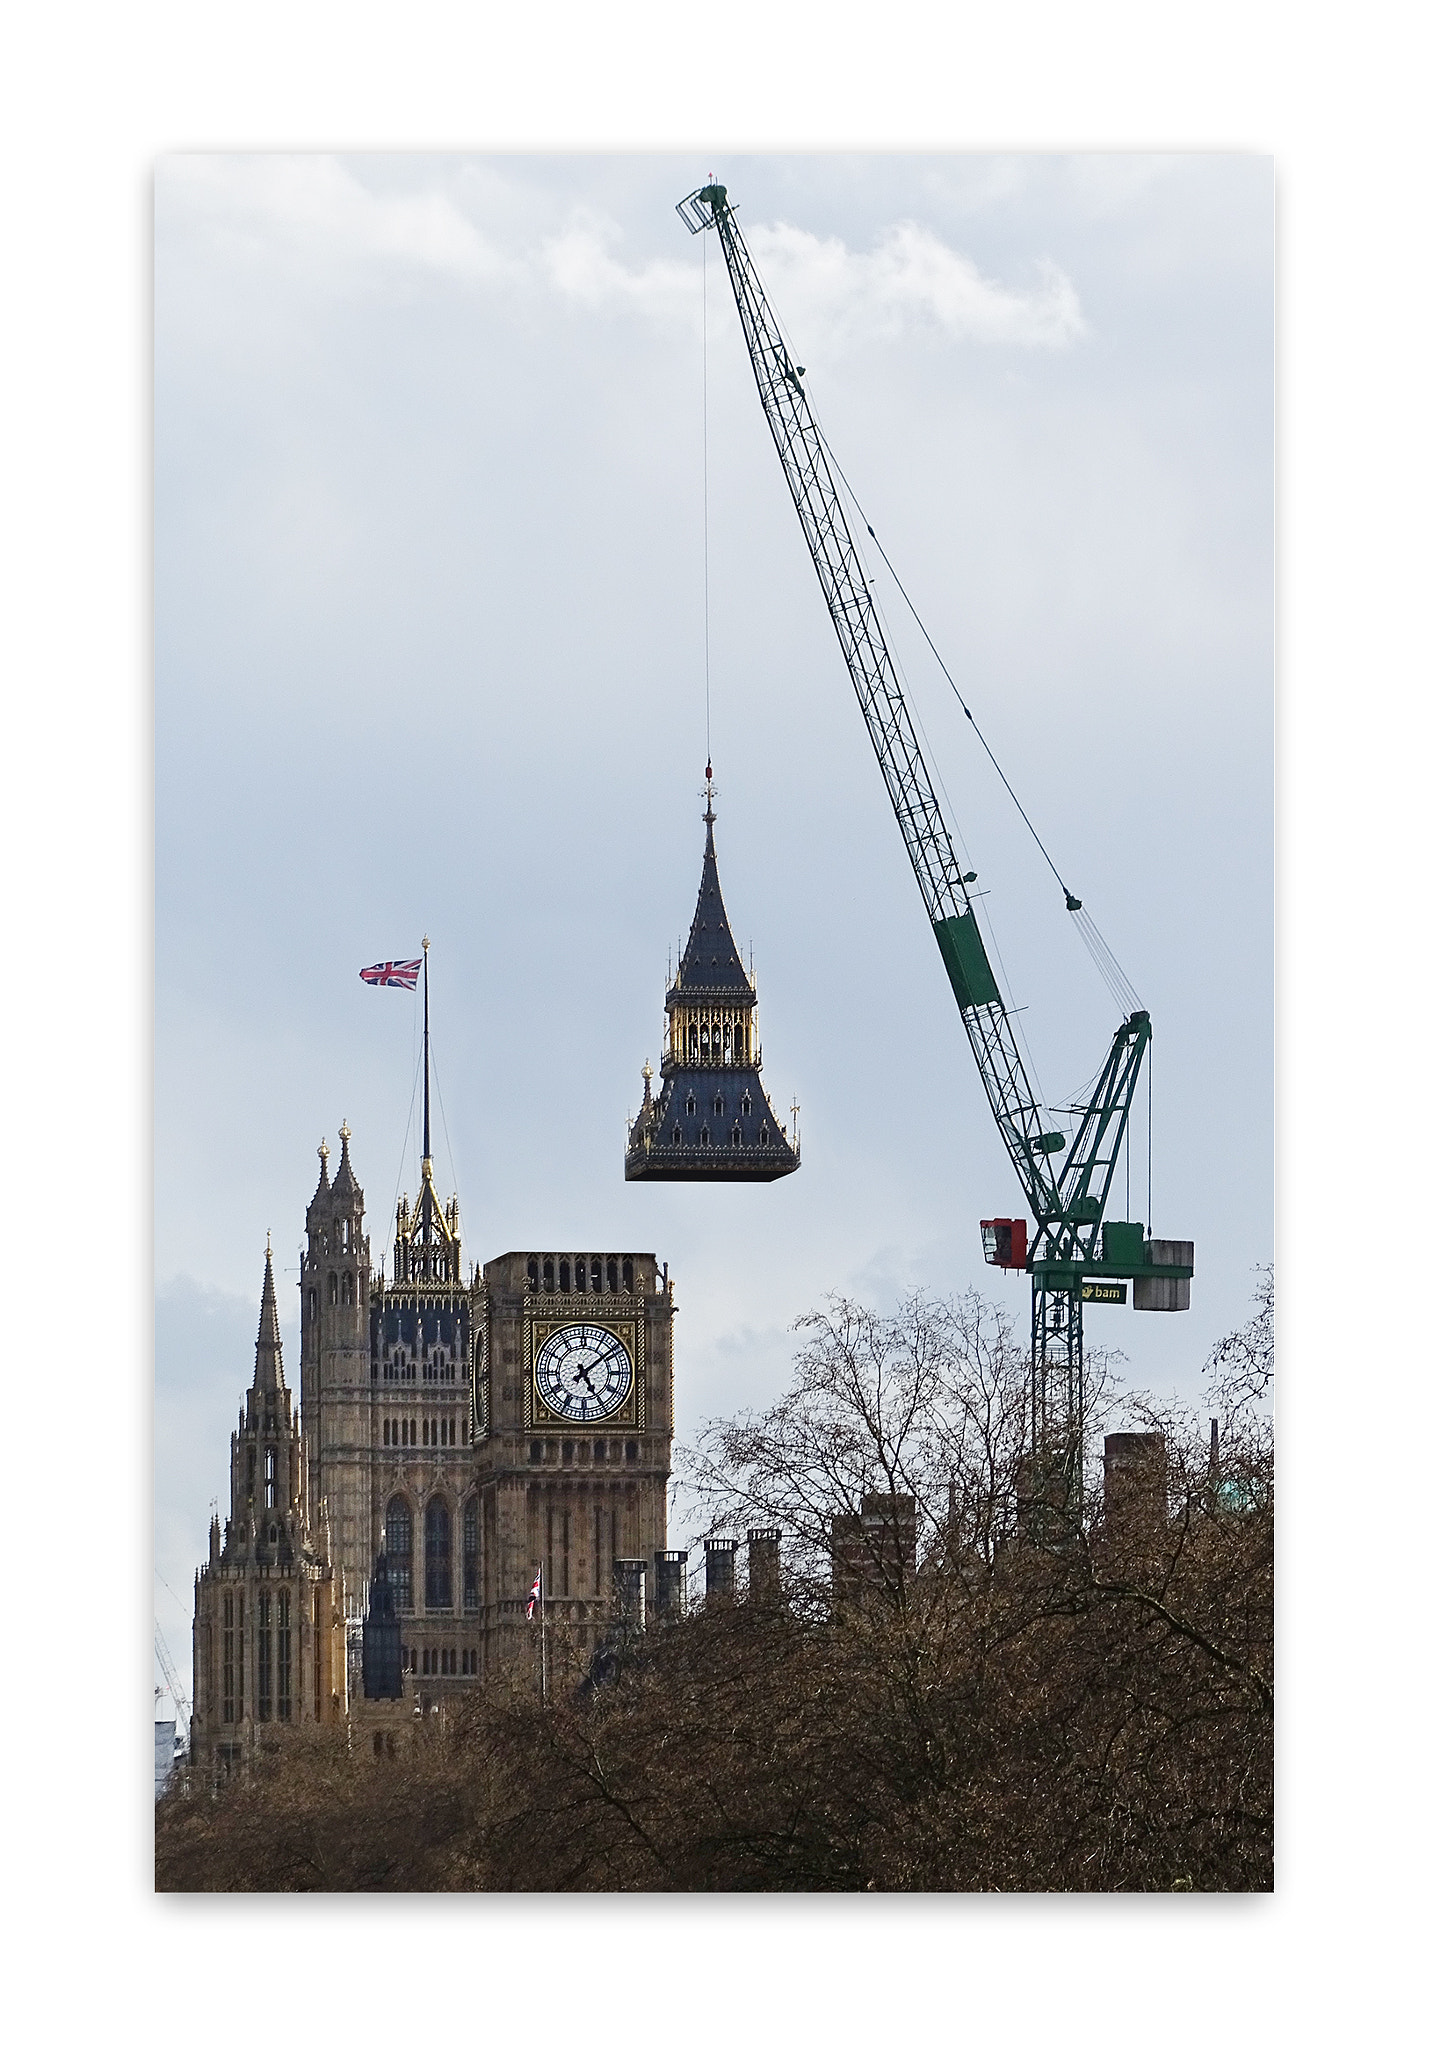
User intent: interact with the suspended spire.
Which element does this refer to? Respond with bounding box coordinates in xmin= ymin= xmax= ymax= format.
xmin=626 ymin=777 xmax=799 ymax=1184
xmin=253 ymin=1238 xmax=286 ymax=1393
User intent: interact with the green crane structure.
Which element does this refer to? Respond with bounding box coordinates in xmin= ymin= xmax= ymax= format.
xmin=679 ymin=181 xmax=1192 ymax=1524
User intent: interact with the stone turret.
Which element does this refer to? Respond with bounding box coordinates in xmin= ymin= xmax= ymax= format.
xmin=190 ymin=1242 xmax=346 ymax=1776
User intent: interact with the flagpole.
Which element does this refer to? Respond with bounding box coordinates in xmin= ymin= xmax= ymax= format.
xmin=421 ymin=934 xmax=431 ymax=1167
xmin=540 ymin=1557 xmax=549 ymax=1707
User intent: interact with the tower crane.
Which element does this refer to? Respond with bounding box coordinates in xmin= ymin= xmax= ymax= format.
xmin=678 ymin=182 xmax=1192 ymax=1523
xmin=154 ymin=1621 xmax=191 ymax=1750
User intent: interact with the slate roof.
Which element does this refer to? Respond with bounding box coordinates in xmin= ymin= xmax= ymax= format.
xmin=668 ymin=808 xmax=756 ymax=1003
xmin=626 ymin=1062 xmax=799 ymax=1183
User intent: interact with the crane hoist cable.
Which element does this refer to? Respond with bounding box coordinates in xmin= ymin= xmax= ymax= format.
xmin=816 ymin=414 xmax=1143 ymax=1020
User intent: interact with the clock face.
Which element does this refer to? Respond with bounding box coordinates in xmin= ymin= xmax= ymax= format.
xmin=533 ymin=1324 xmax=633 ymax=1423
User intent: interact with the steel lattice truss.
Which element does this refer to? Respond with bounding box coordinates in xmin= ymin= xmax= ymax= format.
xmin=682 ymin=183 xmax=1164 ymax=1513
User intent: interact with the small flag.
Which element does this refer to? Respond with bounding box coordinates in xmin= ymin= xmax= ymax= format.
xmin=526 ymin=1566 xmax=542 ymax=1621
xmin=360 ymin=959 xmax=422 ymax=990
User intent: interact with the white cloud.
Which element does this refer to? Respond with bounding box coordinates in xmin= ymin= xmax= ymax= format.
xmin=537 ymin=209 xmax=702 ymax=323
xmin=161 ymin=155 xmax=513 ymax=287
xmin=747 ymin=219 xmax=1087 ymax=353
xmin=161 ymin=160 xmax=1082 ymax=354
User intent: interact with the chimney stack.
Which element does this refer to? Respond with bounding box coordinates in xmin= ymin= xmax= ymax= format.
xmin=747 ymin=1527 xmax=782 ymax=1604
xmin=703 ymin=1537 xmax=737 ymax=1607
xmin=613 ymin=1557 xmax=647 ymax=1633
xmin=1102 ymin=1432 xmax=1168 ymax=1539
xmin=653 ymin=1549 xmax=687 ymax=1622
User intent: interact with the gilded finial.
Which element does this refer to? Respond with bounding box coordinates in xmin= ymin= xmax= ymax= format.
xmin=422 ymin=933 xmax=430 ymax=954
xmin=339 ymin=1119 xmax=351 ymax=1144
xmin=318 ymin=1136 xmax=329 ymax=1164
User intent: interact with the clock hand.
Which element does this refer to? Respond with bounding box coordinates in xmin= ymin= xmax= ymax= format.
xmin=572 ymin=1359 xmax=596 ymax=1392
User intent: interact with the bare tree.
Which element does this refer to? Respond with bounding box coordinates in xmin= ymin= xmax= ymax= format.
xmin=160 ymin=1281 xmax=1272 ymax=1893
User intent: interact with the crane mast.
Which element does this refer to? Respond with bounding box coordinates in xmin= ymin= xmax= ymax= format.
xmin=680 ymin=181 xmax=1186 ymax=1521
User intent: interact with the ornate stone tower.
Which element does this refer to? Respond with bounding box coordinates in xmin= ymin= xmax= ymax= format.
xmin=299 ymin=1123 xmax=373 ymax=1608
xmin=190 ymin=1246 xmax=345 ymax=1776
xmin=472 ymin=1248 xmax=676 ymax=1683
xmin=195 ymin=943 xmax=679 ymax=1712
xmin=626 ymin=775 xmax=800 ymax=1181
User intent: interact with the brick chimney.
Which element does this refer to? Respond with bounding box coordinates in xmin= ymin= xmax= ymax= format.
xmin=703 ymin=1537 xmax=737 ymax=1607
xmin=747 ymin=1527 xmax=782 ymax=1604
xmin=1102 ymin=1432 xmax=1168 ymax=1539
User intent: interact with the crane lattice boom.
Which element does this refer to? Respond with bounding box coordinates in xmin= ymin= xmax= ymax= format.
xmin=680 ymin=180 xmax=1188 ymax=1516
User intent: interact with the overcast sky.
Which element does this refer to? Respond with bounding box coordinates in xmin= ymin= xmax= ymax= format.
xmin=154 ymin=152 xmax=1271 ymax=1625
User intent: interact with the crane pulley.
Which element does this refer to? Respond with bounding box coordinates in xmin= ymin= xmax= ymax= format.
xmin=678 ymin=180 xmax=1192 ymax=1519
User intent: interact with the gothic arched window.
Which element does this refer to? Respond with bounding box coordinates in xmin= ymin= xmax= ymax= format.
xmin=386 ymin=1497 xmax=413 ymax=1611
xmin=559 ymin=1259 xmax=571 ymax=1292
xmin=425 ymin=1497 xmax=453 ymax=1610
xmin=714 ymin=1095 xmax=724 ymax=1118
xmin=328 ymin=1272 xmax=338 ymax=1305
xmin=342 ymin=1271 xmax=354 ymax=1306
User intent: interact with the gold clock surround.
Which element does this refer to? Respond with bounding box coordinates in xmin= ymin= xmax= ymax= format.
xmin=525 ymin=1314 xmax=644 ymax=1430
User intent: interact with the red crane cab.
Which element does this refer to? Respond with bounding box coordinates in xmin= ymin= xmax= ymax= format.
xmin=980 ymin=1218 xmax=1028 ymax=1270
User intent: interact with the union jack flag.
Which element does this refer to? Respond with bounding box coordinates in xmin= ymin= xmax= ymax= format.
xmin=526 ymin=1566 xmax=542 ymax=1621
xmin=359 ymin=958 xmax=422 ymax=990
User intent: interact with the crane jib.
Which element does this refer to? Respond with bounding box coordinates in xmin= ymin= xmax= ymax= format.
xmin=934 ymin=911 xmax=1001 ymax=1012
xmin=680 ymin=177 xmax=1193 ymax=1522
xmin=684 ymin=183 xmax=1158 ymax=1246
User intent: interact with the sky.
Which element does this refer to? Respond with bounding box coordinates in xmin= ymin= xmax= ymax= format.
xmin=154 ymin=149 xmax=1271 ymax=1658
xmin=10 ymin=0 xmax=1427 ymax=2031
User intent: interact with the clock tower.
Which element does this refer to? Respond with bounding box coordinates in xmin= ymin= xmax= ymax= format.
xmin=472 ymin=1248 xmax=676 ymax=1681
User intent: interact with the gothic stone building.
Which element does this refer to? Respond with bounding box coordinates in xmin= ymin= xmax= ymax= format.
xmin=189 ymin=801 xmax=805 ymax=1760
xmin=193 ymin=1124 xmax=676 ymax=1764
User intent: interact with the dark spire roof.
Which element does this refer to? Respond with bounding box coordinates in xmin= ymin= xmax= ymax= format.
xmin=253 ymin=1237 xmax=285 ymax=1393
xmin=672 ymin=795 xmax=755 ymax=1001
xmin=626 ymin=781 xmax=799 ymax=1186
